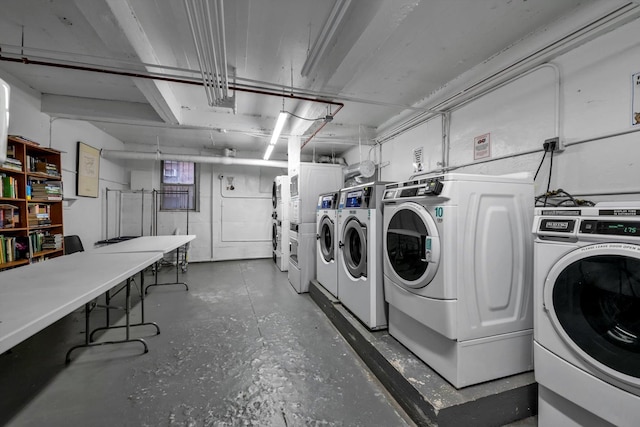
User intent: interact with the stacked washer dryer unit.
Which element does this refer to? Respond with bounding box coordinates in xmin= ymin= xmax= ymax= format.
xmin=316 ymin=191 xmax=340 ymax=297
xmin=533 ymin=203 xmax=640 ymax=427
xmin=336 ymin=182 xmax=388 ymax=329
xmin=288 ymin=163 xmax=343 ymax=293
xmin=272 ymin=175 xmax=290 ymax=271
xmin=381 ymin=172 xmax=534 ymax=388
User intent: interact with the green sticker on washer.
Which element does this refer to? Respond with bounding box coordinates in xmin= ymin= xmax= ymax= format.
xmin=426 ymin=238 xmax=432 ymax=250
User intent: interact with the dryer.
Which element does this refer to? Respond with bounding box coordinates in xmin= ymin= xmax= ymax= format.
xmin=382 ymin=172 xmax=534 ymax=388
xmin=337 ymin=182 xmax=388 ymax=330
xmin=316 ymin=191 xmax=340 ymax=297
xmin=533 ymin=204 xmax=640 ymax=427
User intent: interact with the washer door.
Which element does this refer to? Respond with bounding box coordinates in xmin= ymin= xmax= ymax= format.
xmin=384 ymin=202 xmax=440 ymax=289
xmin=341 ymin=218 xmax=367 ymax=278
xmin=318 ymin=215 xmax=335 ymax=262
xmin=272 ymin=181 xmax=277 ymax=209
xmin=272 ymin=221 xmax=278 ymax=250
xmin=544 ymin=243 xmax=640 ymax=387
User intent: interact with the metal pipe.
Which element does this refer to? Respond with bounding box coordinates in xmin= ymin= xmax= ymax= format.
xmin=183 ymin=0 xmax=213 ymax=106
xmin=101 ymin=149 xmax=289 ymax=168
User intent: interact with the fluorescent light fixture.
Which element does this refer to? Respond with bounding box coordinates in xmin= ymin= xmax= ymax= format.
xmin=263 ymin=111 xmax=288 ymax=160
xmin=263 ymin=144 xmax=275 ymax=160
xmin=269 ymin=111 xmax=288 ymax=145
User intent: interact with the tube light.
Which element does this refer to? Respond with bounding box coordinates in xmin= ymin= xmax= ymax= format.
xmin=263 ymin=144 xmax=275 ymax=160
xmin=269 ymin=111 xmax=288 ymax=145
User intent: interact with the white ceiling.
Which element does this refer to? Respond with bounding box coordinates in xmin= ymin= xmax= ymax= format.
xmin=0 ymin=0 xmax=630 ymax=160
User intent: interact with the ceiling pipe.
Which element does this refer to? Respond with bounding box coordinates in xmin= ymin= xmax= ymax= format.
xmin=101 ymin=148 xmax=288 ymax=168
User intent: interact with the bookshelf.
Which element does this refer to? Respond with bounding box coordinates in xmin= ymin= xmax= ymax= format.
xmin=0 ymin=135 xmax=64 ymax=270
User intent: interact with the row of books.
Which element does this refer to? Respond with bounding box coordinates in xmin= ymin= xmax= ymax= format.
xmin=27 ymin=156 xmax=60 ymax=177
xmin=30 ymin=181 xmax=63 ymax=201
xmin=0 ymin=235 xmax=29 ymax=264
xmin=1 ymin=174 xmax=19 ymax=198
xmin=30 ymin=231 xmax=63 ymax=253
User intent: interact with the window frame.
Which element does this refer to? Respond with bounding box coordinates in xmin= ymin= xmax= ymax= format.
xmin=160 ymin=160 xmax=199 ymax=212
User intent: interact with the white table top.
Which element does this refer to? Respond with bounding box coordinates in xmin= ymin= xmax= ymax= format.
xmin=0 ymin=251 xmax=162 ymax=355
xmin=90 ymin=235 xmax=196 ymax=254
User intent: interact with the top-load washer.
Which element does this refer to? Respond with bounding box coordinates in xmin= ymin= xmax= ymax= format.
xmin=533 ymin=203 xmax=640 ymax=427
xmin=382 ymin=172 xmax=534 ymax=388
xmin=316 ymin=191 xmax=340 ymax=297
xmin=336 ymin=182 xmax=387 ymax=330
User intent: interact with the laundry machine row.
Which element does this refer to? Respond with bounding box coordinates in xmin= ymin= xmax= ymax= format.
xmin=533 ymin=204 xmax=640 ymax=427
xmin=335 ymin=182 xmax=388 ymax=330
xmin=273 ymin=175 xmax=290 ymax=271
xmin=381 ymin=172 xmax=534 ymax=388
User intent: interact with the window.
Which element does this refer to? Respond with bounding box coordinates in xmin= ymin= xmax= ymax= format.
xmin=161 ymin=160 xmax=197 ymax=211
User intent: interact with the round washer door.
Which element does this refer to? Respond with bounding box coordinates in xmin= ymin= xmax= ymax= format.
xmin=318 ymin=216 xmax=335 ymax=262
xmin=341 ymin=218 xmax=367 ymax=278
xmin=544 ymin=242 xmax=640 ymax=387
xmin=384 ymin=202 xmax=440 ymax=289
xmin=272 ymin=222 xmax=278 ymax=250
xmin=272 ymin=181 xmax=278 ymax=209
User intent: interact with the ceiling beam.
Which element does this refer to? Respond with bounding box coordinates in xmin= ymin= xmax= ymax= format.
xmin=41 ymin=94 xmax=164 ymax=124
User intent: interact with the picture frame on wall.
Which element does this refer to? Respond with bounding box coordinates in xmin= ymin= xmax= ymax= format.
xmin=76 ymin=141 xmax=100 ymax=198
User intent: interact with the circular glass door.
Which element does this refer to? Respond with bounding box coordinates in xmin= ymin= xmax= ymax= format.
xmin=384 ymin=202 xmax=440 ymax=288
xmin=343 ymin=218 xmax=367 ymax=278
xmin=318 ymin=216 xmax=335 ymax=263
xmin=272 ymin=181 xmax=277 ymax=209
xmin=272 ymin=222 xmax=278 ymax=250
xmin=545 ymin=243 xmax=640 ymax=386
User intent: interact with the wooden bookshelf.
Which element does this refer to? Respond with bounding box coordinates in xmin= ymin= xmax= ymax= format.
xmin=0 ymin=136 xmax=64 ymax=270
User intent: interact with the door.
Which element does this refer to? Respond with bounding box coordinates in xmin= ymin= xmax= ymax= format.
xmin=317 ymin=215 xmax=335 ymax=263
xmin=340 ymin=217 xmax=367 ymax=278
xmin=544 ymin=243 xmax=640 ymax=387
xmin=272 ymin=221 xmax=278 ymax=251
xmin=384 ymin=202 xmax=441 ymax=289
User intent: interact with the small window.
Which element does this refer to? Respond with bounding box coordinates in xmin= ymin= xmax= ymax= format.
xmin=161 ymin=160 xmax=197 ymax=211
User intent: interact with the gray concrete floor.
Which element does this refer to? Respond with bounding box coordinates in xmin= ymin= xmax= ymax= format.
xmin=0 ymin=260 xmax=415 ymax=426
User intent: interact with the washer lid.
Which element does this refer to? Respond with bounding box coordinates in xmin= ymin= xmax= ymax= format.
xmin=341 ymin=218 xmax=367 ymax=278
xmin=384 ymin=202 xmax=440 ymax=288
xmin=544 ymin=242 xmax=640 ymax=387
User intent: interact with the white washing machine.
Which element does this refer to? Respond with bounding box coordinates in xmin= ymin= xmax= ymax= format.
xmin=288 ymin=163 xmax=343 ymax=293
xmin=337 ymin=182 xmax=387 ymax=330
xmin=316 ymin=191 xmax=340 ymax=297
xmin=381 ymin=172 xmax=534 ymax=388
xmin=533 ymin=203 xmax=640 ymax=427
xmin=273 ymin=175 xmax=290 ymax=271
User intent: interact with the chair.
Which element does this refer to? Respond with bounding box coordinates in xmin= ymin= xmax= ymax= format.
xmin=64 ymin=235 xmax=85 ymax=255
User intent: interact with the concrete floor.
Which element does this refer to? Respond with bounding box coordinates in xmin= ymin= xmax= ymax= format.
xmin=0 ymin=259 xmax=538 ymax=426
xmin=0 ymin=260 xmax=414 ymax=426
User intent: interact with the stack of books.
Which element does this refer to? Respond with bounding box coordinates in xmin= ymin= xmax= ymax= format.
xmin=1 ymin=157 xmax=22 ymax=171
xmin=28 ymin=204 xmax=51 ymax=226
xmin=42 ymin=233 xmax=63 ymax=250
xmin=0 ymin=204 xmax=19 ymax=228
xmin=31 ymin=181 xmax=63 ymax=201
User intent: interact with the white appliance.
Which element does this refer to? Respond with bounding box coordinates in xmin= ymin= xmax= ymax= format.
xmin=533 ymin=204 xmax=640 ymax=427
xmin=273 ymin=175 xmax=290 ymax=271
xmin=288 ymin=163 xmax=343 ymax=293
xmin=381 ymin=172 xmax=534 ymax=388
xmin=316 ymin=191 xmax=340 ymax=297
xmin=336 ymin=183 xmax=387 ymax=329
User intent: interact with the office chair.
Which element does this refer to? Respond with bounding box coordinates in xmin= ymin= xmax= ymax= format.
xmin=64 ymin=235 xmax=85 ymax=255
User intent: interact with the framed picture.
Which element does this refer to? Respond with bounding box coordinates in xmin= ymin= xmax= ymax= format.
xmin=76 ymin=141 xmax=100 ymax=197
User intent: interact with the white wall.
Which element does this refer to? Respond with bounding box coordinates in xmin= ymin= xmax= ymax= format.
xmin=2 ymin=70 xmax=127 ymax=248
xmin=120 ymin=145 xmax=285 ymax=262
xmin=375 ymin=16 xmax=640 ymax=202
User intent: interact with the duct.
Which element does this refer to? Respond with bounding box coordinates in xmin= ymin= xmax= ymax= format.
xmin=101 ymin=149 xmax=288 ymax=169
xmin=343 ymin=160 xmax=376 ymax=181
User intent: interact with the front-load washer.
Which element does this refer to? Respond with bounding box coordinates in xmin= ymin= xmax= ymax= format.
xmin=273 ymin=175 xmax=290 ymax=271
xmin=337 ymin=182 xmax=388 ymax=330
xmin=316 ymin=191 xmax=340 ymax=297
xmin=382 ymin=172 xmax=534 ymax=388
xmin=533 ymin=203 xmax=640 ymax=427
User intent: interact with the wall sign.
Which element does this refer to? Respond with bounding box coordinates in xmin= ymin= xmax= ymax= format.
xmin=633 ymin=71 xmax=640 ymax=126
xmin=474 ymin=133 xmax=491 ymax=160
xmin=413 ymin=147 xmax=424 ymax=173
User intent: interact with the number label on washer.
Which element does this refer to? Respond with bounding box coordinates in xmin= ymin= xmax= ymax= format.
xmin=435 ymin=207 xmax=444 ymax=218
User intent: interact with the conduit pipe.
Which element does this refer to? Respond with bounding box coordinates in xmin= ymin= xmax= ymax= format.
xmin=101 ymin=149 xmax=288 ymax=169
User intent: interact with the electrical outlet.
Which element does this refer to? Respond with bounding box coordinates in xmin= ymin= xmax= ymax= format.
xmin=543 ymin=137 xmax=564 ymax=152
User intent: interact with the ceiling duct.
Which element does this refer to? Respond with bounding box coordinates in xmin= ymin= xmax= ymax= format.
xmin=101 ymin=149 xmax=287 ymax=169
xmin=343 ymin=160 xmax=376 ymax=182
